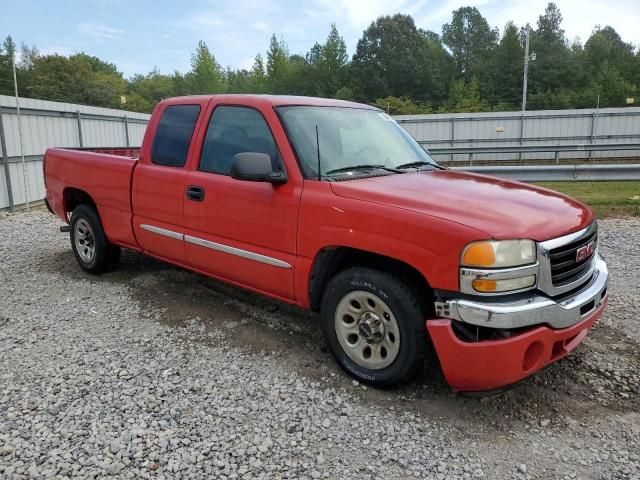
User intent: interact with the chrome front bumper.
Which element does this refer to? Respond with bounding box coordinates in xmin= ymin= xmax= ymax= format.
xmin=435 ymin=255 xmax=608 ymax=330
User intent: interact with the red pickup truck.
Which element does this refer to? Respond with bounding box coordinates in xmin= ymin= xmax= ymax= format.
xmin=44 ymin=95 xmax=608 ymax=392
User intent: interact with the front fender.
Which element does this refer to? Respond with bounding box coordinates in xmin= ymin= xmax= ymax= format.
xmin=294 ymin=182 xmax=489 ymax=307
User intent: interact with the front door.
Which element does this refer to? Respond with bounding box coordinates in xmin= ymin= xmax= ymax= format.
xmin=182 ymin=102 xmax=301 ymax=300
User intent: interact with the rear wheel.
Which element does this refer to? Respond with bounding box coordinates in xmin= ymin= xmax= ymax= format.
xmin=320 ymin=267 xmax=429 ymax=387
xmin=70 ymin=204 xmax=120 ymax=274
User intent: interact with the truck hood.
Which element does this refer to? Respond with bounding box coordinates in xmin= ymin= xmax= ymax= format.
xmin=329 ymin=170 xmax=594 ymax=241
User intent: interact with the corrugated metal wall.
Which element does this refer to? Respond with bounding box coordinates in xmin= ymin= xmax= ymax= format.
xmin=0 ymin=95 xmax=150 ymax=209
xmin=396 ymin=107 xmax=640 ymax=163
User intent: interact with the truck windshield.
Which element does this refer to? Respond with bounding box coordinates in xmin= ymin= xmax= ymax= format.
xmin=277 ymin=106 xmax=438 ymax=179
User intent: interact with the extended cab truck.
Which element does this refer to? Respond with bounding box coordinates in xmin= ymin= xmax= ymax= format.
xmin=44 ymin=95 xmax=609 ymax=392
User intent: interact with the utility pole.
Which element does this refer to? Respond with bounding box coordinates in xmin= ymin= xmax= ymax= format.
xmin=519 ymin=28 xmax=535 ymax=163
xmin=12 ymin=55 xmax=29 ymax=211
xmin=521 ymin=29 xmax=531 ymax=113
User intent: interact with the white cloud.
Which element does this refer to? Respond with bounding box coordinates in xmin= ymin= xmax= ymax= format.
xmin=240 ymin=56 xmax=256 ymax=69
xmin=182 ymin=11 xmax=226 ymax=31
xmin=39 ymin=45 xmax=74 ymax=56
xmin=253 ymin=21 xmax=270 ymax=33
xmin=417 ymin=0 xmax=493 ymax=31
xmin=313 ymin=0 xmax=413 ymax=31
xmin=77 ymin=22 xmax=124 ymax=40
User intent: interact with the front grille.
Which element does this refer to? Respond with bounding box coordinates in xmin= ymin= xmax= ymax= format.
xmin=548 ymin=229 xmax=597 ymax=287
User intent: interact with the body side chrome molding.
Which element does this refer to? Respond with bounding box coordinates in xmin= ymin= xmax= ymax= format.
xmin=140 ymin=224 xmax=184 ymax=240
xmin=184 ymin=234 xmax=292 ymax=269
xmin=140 ymin=223 xmax=292 ymax=269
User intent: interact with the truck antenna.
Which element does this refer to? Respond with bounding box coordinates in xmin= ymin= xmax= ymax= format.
xmin=315 ymin=124 xmax=321 ymax=181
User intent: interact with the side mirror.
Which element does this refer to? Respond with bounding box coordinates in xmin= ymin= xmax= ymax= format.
xmin=230 ymin=152 xmax=287 ymax=185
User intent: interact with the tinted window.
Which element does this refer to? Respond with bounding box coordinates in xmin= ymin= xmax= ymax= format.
xmin=151 ymin=105 xmax=200 ymax=167
xmin=200 ymin=106 xmax=281 ymax=175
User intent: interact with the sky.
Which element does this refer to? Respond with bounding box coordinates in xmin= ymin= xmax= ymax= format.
xmin=1 ymin=0 xmax=639 ymax=78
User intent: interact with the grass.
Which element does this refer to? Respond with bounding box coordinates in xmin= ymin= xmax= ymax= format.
xmin=534 ymin=181 xmax=640 ymax=218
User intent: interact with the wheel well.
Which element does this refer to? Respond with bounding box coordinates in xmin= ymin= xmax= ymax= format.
xmin=63 ymin=188 xmax=96 ymax=216
xmin=308 ymin=247 xmax=434 ymax=313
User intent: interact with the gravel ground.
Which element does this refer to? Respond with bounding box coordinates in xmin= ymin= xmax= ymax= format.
xmin=0 ymin=210 xmax=639 ymax=480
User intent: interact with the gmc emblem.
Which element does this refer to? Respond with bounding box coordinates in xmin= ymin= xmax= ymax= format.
xmin=576 ymin=240 xmax=596 ymax=262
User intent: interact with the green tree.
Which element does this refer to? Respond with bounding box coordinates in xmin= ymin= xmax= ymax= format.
xmin=0 ymin=36 xmax=17 ymax=96
xmin=266 ymin=34 xmax=292 ymax=93
xmin=489 ymin=22 xmax=524 ymax=107
xmin=186 ymin=40 xmax=225 ymax=94
xmin=351 ymin=14 xmax=452 ymax=104
xmin=126 ymin=68 xmax=177 ymax=112
xmin=444 ymin=78 xmax=490 ymax=112
xmin=315 ymin=24 xmax=349 ymax=97
xmin=335 ymin=86 xmax=354 ymax=100
xmin=578 ymin=26 xmax=638 ymax=107
xmin=250 ymin=54 xmax=267 ymax=93
xmin=442 ymin=7 xmax=498 ymax=87
xmin=527 ymin=3 xmax=578 ymax=99
xmin=373 ymin=96 xmax=429 ymax=114
xmin=287 ymin=54 xmax=316 ymax=96
xmin=226 ymin=68 xmax=253 ymax=93
xmin=71 ymin=53 xmax=120 ymax=76
xmin=19 ymin=52 xmax=126 ymax=108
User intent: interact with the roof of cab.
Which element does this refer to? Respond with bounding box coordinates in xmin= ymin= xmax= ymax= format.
xmin=164 ymin=94 xmax=379 ymax=110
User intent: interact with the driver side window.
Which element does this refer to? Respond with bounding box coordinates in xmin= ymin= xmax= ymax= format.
xmin=199 ymin=106 xmax=282 ymax=175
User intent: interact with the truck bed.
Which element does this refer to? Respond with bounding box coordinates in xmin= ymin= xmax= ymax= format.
xmin=44 ymin=147 xmax=139 ymax=248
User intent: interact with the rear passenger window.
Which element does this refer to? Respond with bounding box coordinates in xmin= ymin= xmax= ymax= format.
xmin=199 ymin=106 xmax=281 ymax=175
xmin=151 ymin=105 xmax=200 ymax=167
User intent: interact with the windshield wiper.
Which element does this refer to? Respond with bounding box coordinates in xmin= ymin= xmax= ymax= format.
xmin=395 ymin=160 xmax=437 ymax=170
xmin=324 ymin=164 xmax=402 ymax=175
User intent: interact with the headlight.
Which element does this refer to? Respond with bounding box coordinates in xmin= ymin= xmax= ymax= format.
xmin=461 ymin=240 xmax=536 ymax=268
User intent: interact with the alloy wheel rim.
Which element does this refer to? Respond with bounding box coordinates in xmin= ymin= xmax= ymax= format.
xmin=334 ymin=290 xmax=400 ymax=370
xmin=74 ymin=218 xmax=96 ymax=264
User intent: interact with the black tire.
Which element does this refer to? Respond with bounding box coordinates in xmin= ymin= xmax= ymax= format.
xmin=320 ymin=267 xmax=429 ymax=388
xmin=70 ymin=204 xmax=118 ymax=274
xmin=108 ymin=244 xmax=122 ymax=270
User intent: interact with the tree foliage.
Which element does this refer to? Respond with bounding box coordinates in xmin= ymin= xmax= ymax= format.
xmin=373 ymin=96 xmax=431 ymax=115
xmin=0 ymin=36 xmax=16 ymax=96
xmin=186 ymin=40 xmax=225 ymax=94
xmin=442 ymin=7 xmax=498 ymax=85
xmin=489 ymin=22 xmax=524 ymax=106
xmin=351 ymin=14 xmax=451 ymax=105
xmin=1 ymin=3 xmax=638 ymax=113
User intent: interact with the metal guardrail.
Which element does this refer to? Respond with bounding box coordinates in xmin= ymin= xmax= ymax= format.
xmin=452 ymin=163 xmax=640 ymax=182
xmin=426 ymin=142 xmax=640 ymax=165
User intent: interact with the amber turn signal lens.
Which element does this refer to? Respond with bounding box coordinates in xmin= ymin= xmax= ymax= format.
xmin=472 ymin=279 xmax=497 ymax=292
xmin=462 ymin=243 xmax=496 ymax=267
xmin=472 ymin=275 xmax=536 ymax=293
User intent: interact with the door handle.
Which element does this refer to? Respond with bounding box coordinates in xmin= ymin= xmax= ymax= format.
xmin=186 ymin=185 xmax=205 ymax=201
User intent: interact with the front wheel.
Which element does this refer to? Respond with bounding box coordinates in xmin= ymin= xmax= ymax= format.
xmin=320 ymin=267 xmax=429 ymax=387
xmin=70 ymin=204 xmax=120 ymax=274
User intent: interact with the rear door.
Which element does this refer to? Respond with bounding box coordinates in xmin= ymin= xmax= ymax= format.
xmin=132 ymin=99 xmax=207 ymax=263
xmin=182 ymin=100 xmax=302 ymax=300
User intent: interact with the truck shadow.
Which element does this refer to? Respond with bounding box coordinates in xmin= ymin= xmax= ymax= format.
xmin=42 ymin=247 xmax=638 ymax=429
